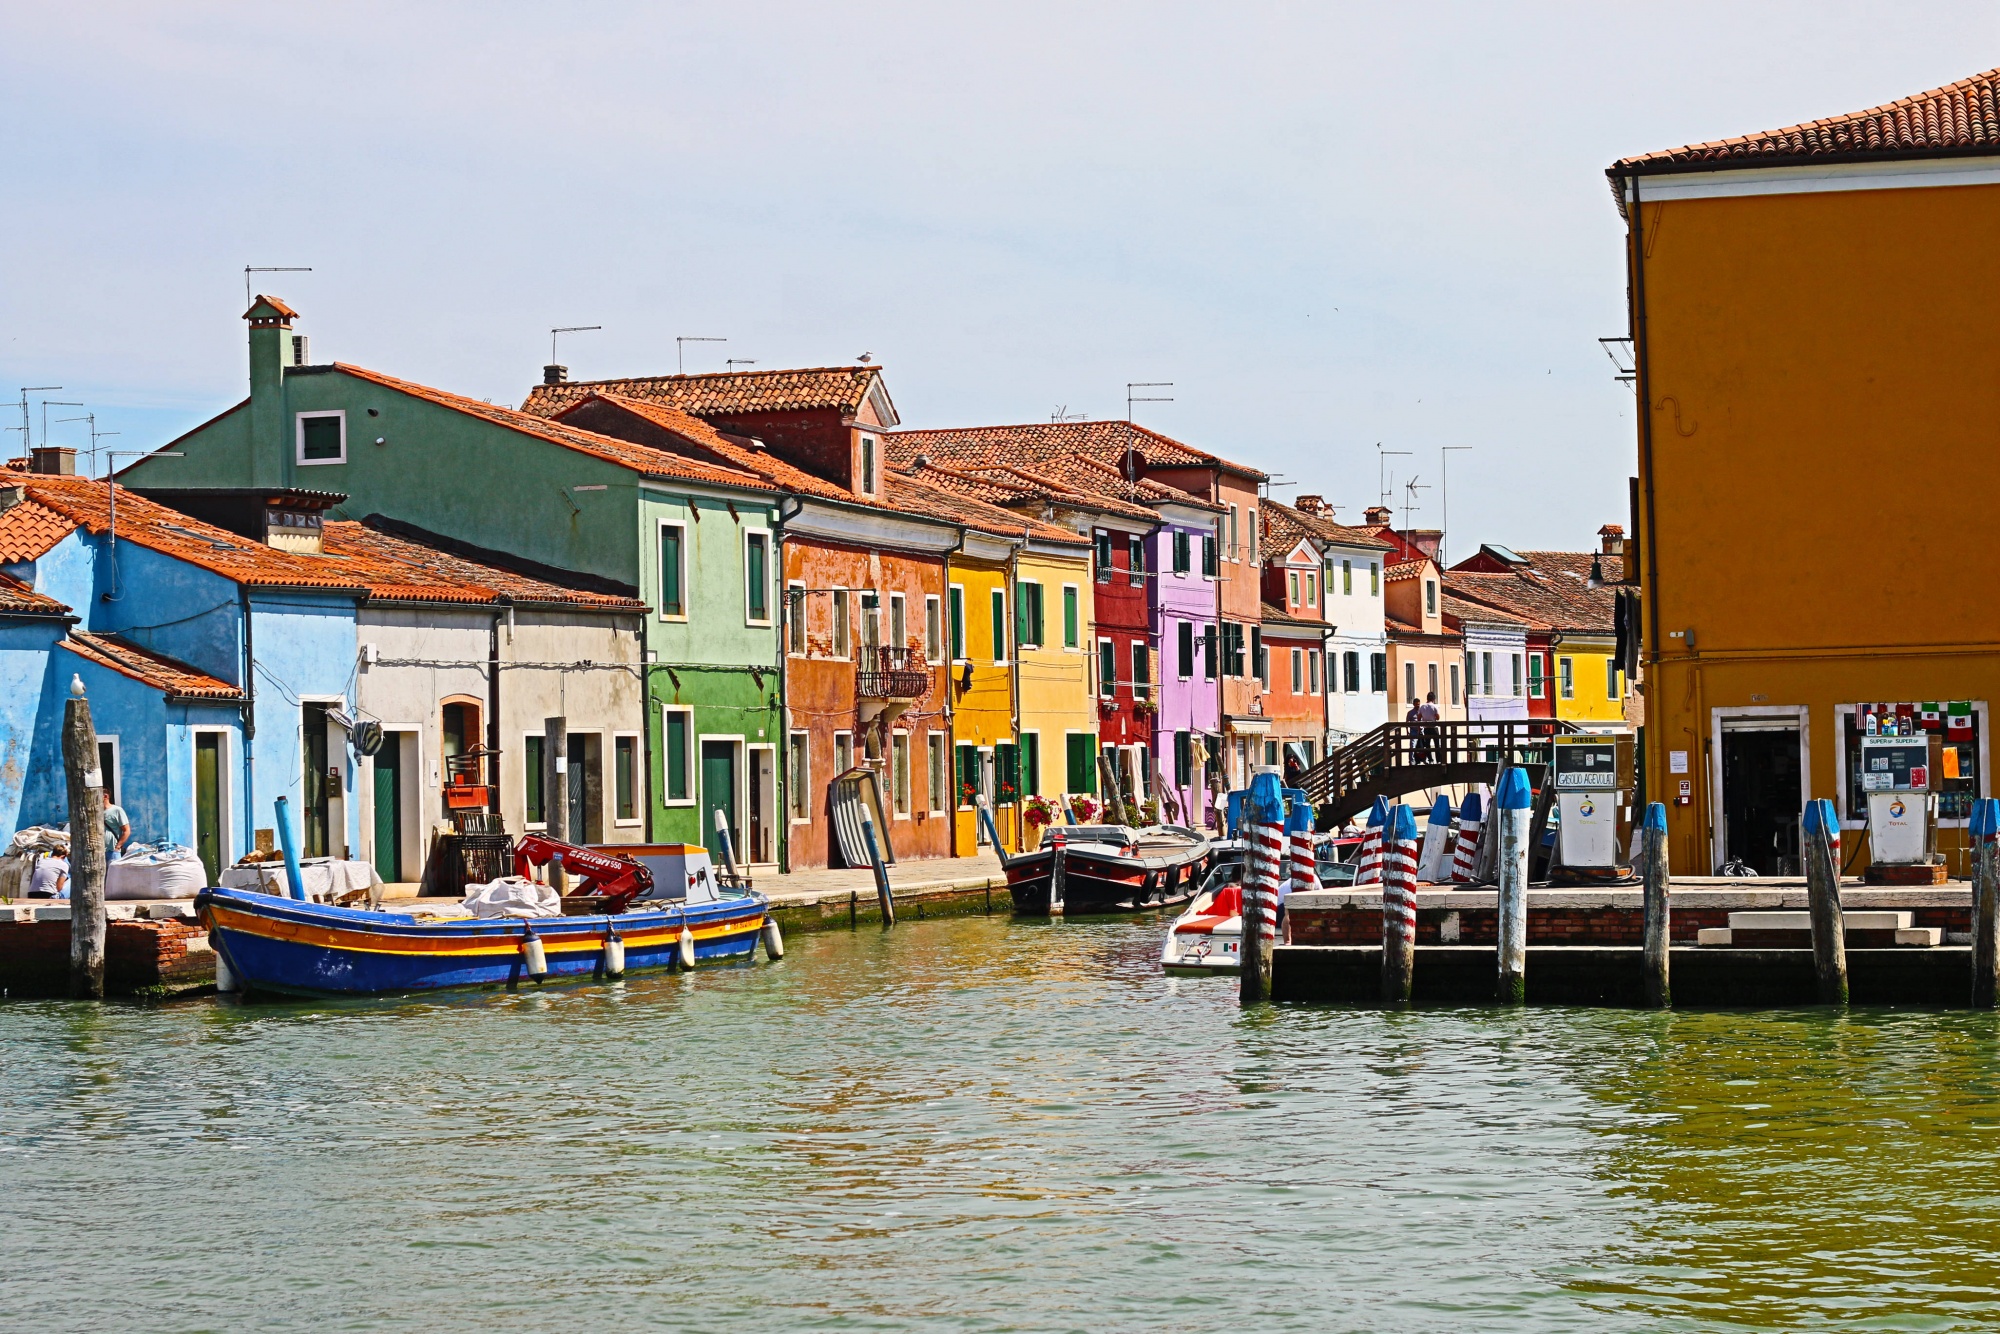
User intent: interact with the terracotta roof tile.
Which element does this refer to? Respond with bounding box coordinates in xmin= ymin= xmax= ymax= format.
xmin=890 ymin=420 xmax=1265 ymax=485
xmin=1260 ymin=497 xmax=1395 ymax=554
xmin=0 ymin=497 xmax=81 ymax=562
xmin=1442 ymin=592 xmax=1536 ymax=630
xmin=522 ymin=366 xmax=890 ymax=422
xmin=1442 ymin=563 xmax=1615 ymax=634
xmin=64 ymin=632 xmax=242 ymax=700
xmin=553 ymin=394 xmax=858 ymax=504
xmin=319 ymin=522 xmax=646 ymax=610
xmin=1259 ymin=600 xmax=1326 ymax=632
xmin=1383 ymin=559 xmax=1430 ymax=581
xmin=0 ymin=570 xmax=69 ymax=617
xmin=1614 ymin=67 xmax=2000 ymax=174
xmin=887 ymin=466 xmax=1088 ymax=547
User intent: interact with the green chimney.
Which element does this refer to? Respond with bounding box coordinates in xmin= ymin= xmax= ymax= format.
xmin=245 ymin=295 xmax=299 ymax=487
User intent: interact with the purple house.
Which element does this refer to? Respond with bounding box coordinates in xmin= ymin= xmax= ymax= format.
xmin=1148 ymin=496 xmax=1225 ymax=827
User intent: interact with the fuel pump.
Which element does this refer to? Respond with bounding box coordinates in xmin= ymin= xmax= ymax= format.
xmin=1859 ymin=732 xmax=1945 ymax=884
xmin=1550 ymin=733 xmax=1635 ymax=883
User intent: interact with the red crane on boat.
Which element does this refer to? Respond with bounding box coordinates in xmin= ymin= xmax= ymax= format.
xmin=511 ymin=835 xmax=653 ymax=912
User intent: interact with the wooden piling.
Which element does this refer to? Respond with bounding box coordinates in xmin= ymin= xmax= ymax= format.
xmin=543 ymin=716 xmax=568 ymax=894
xmin=1495 ymin=767 xmax=1532 ymax=1004
xmin=1640 ymin=801 xmax=1670 ymax=1008
xmin=859 ymin=808 xmax=894 ymax=926
xmin=61 ymin=680 xmax=106 ymax=1000
xmin=1380 ymin=803 xmax=1418 ymax=1004
xmin=1239 ymin=773 xmax=1283 ymax=1006
xmin=1802 ymin=797 xmax=1848 ymax=1006
xmin=1971 ymin=798 xmax=2000 ymax=1008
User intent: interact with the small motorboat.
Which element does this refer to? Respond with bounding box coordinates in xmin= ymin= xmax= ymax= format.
xmin=1161 ymin=843 xmax=1246 ymax=974
xmin=200 ymin=840 xmax=772 ymax=998
xmin=1313 ymin=831 xmax=1367 ymax=887
xmin=1007 ymin=823 xmax=1212 ymax=916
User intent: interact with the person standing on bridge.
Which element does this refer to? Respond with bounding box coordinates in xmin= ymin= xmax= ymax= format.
xmin=1417 ymin=692 xmax=1441 ymax=763
xmin=1405 ymin=700 xmax=1426 ymax=763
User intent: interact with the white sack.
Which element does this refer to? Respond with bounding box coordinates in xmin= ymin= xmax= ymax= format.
xmin=105 ymin=845 xmax=206 ymax=900
xmin=463 ymin=876 xmax=561 ymax=919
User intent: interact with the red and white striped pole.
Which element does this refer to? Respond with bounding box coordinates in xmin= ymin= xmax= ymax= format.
xmin=1240 ymin=773 xmax=1285 ymax=1006
xmin=1450 ymin=790 xmax=1484 ymax=883
xmin=1286 ymin=793 xmax=1315 ymax=947
xmin=1380 ymin=803 xmax=1420 ymax=1004
xmin=1354 ymin=795 xmax=1389 ymax=886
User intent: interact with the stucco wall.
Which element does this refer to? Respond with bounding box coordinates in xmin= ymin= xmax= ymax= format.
xmin=0 ymin=620 xmax=65 ymax=837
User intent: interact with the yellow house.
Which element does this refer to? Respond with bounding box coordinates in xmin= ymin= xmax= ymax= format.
xmin=1011 ymin=537 xmax=1095 ymax=850
xmin=945 ymin=536 xmax=1018 ymax=855
xmin=1611 ymin=68 xmax=2000 ymax=875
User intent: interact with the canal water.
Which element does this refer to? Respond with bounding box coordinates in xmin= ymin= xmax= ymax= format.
xmin=5 ymin=915 xmax=2000 ymax=1332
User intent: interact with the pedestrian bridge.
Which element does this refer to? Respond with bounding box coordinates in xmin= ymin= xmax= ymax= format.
xmin=1297 ymin=719 xmax=1581 ymax=828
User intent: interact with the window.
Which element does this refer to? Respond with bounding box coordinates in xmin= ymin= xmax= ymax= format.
xmin=1128 ymin=535 xmax=1146 ymax=585
xmin=1223 ymin=623 xmax=1245 ymax=677
xmin=956 ymin=744 xmax=978 ymax=808
xmin=1172 ymin=530 xmax=1190 ymax=573
xmin=1371 ymin=652 xmax=1388 ymax=693
xmin=831 ymin=589 xmax=850 ymax=658
xmin=1264 ymin=740 xmax=1280 ymax=768
xmin=1309 ymin=649 xmax=1320 ymax=694
xmin=788 ymin=732 xmax=810 ymax=820
xmin=1177 ymin=621 xmax=1195 ymax=678
xmin=1095 ymin=532 xmax=1114 ymax=583
xmin=995 ymin=741 xmax=1020 ymax=804
xmin=1291 ymin=648 xmax=1304 ymax=693
xmin=1405 ymin=662 xmax=1417 ymax=703
xmin=614 ymin=735 xmax=639 ymax=823
xmin=1529 ymin=653 xmax=1545 ymax=698
xmin=96 ymin=737 xmax=120 ymax=806
xmin=1429 ymin=662 xmax=1440 ymax=703
xmin=1608 ymin=659 xmax=1622 ymax=700
xmin=296 ymin=410 xmax=345 ymax=465
xmin=1344 ymin=650 xmax=1361 ymax=693
xmin=1063 ymin=585 xmax=1079 ymax=648
xmin=860 ymin=591 xmax=880 ymax=650
xmin=1425 ymin=580 xmax=1437 ymax=616
xmin=925 ymin=594 xmax=942 ymax=662
xmin=1288 ymin=571 xmax=1300 ymax=605
xmin=890 ymin=592 xmax=907 ymax=650
xmin=663 ymin=708 xmax=692 ymax=803
xmin=1098 ymin=639 xmax=1116 ymax=696
xmin=834 ymin=731 xmax=854 ymax=775
xmin=1015 ymin=580 xmax=1044 ymax=649
xmin=990 ymin=589 xmax=1006 ymax=663
xmin=1201 ymin=532 xmax=1217 ymax=578
xmin=1066 ymin=733 xmax=1097 ymax=793
xmin=744 ymin=531 xmax=770 ymax=623
xmin=949 ymin=586 xmax=965 ymax=660
xmin=1248 ymin=510 xmax=1259 ymax=564
xmin=1131 ymin=643 xmax=1150 ymax=698
xmin=1203 ymin=623 xmax=1217 ymax=680
xmin=524 ymin=735 xmax=545 ymax=825
xmin=1252 ymin=627 xmax=1267 ymax=687
xmin=1559 ymin=656 xmax=1575 ymax=700
xmin=787 ymin=583 xmax=806 ymax=654
xmin=1021 ymin=731 xmax=1040 ymax=798
xmin=1512 ymin=653 xmax=1524 ymax=698
xmin=1305 ymin=572 xmax=1317 ymax=607
xmin=658 ymin=523 xmax=686 ymax=618
xmin=1229 ymin=505 xmax=1240 ymax=560
xmin=859 ymin=435 xmax=877 ymax=494
xmin=1482 ymin=651 xmax=1494 ymax=698
xmin=1370 ymin=561 xmax=1380 ymax=595
xmin=1343 ymin=559 xmax=1353 ymax=595
xmin=927 ymin=734 xmax=948 ymax=812
xmin=892 ymin=732 xmax=911 ymax=816
xmin=1175 ymin=730 xmax=1192 ymax=787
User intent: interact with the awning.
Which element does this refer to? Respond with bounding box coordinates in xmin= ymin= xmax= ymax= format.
xmin=1223 ymin=715 xmax=1272 ymax=735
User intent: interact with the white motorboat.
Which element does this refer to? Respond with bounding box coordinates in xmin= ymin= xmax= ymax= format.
xmin=1160 ymin=843 xmax=1246 ymax=974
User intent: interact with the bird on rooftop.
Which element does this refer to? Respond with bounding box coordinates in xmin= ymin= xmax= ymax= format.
xmin=856 ymin=352 xmax=873 ymax=363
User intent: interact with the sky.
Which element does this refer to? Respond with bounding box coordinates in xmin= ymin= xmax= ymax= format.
xmin=1 ymin=3 xmax=1994 ymax=554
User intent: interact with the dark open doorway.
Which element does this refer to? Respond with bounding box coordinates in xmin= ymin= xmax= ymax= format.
xmin=1721 ymin=726 xmax=1801 ymax=875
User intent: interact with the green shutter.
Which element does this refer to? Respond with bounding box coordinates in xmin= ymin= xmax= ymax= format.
xmin=1098 ymin=640 xmax=1115 ymax=696
xmin=660 ymin=526 xmax=683 ymax=617
xmin=949 ymin=587 xmax=965 ymax=659
xmin=524 ymin=736 xmax=544 ymax=824
xmin=1066 ymin=733 xmax=1096 ymax=794
xmin=1022 ymin=733 xmax=1040 ymax=797
xmin=1030 ymin=583 xmax=1044 ymax=647
xmin=991 ymin=590 xmax=1006 ymax=661
xmin=666 ymin=711 xmax=689 ymax=801
xmin=1015 ymin=581 xmax=1031 ymax=648
xmin=1063 ymin=586 xmax=1078 ymax=647
xmin=746 ymin=534 xmax=768 ymax=620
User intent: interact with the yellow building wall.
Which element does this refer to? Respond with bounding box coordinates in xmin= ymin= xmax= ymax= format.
xmin=948 ymin=553 xmax=1016 ymax=855
xmin=1013 ymin=548 xmax=1094 ymax=850
xmin=1630 ymin=178 xmax=2000 ymax=874
xmin=1552 ymin=636 xmax=1626 ymax=725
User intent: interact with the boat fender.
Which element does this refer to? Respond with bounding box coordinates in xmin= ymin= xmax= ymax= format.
xmin=215 ymin=951 xmax=239 ymax=994
xmin=761 ymin=918 xmax=784 ymax=960
xmin=678 ymin=925 xmax=697 ymax=970
xmin=603 ymin=930 xmax=625 ymax=978
xmin=522 ymin=928 xmax=548 ymax=981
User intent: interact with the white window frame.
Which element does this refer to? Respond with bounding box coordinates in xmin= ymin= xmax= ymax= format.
xmin=889 ymin=591 xmax=907 ymax=653
xmin=659 ymin=707 xmax=696 ymax=807
xmin=924 ymin=593 xmax=943 ymax=663
xmin=833 ymin=730 xmax=854 ymax=776
xmin=742 ymin=526 xmax=774 ymax=627
xmin=788 ymin=730 xmax=812 ymax=823
xmin=1062 ymin=583 xmax=1081 ymax=651
xmin=949 ymin=583 xmax=967 ymax=663
xmin=830 ymin=586 xmax=850 ymax=660
xmin=786 ymin=580 xmax=807 ymax=656
xmin=657 ymin=519 xmax=689 ymax=622
xmin=891 ymin=730 xmax=912 ymax=818
xmin=990 ymin=587 xmax=1008 ymax=666
xmin=1291 ymin=647 xmax=1304 ymax=694
xmin=611 ymin=730 xmax=644 ymax=827
xmin=1559 ymin=656 xmax=1575 ymax=700
xmin=1512 ymin=653 xmax=1524 ymax=698
xmin=295 ymin=409 xmax=346 ymax=467
xmin=1016 ymin=579 xmax=1042 ymax=650
xmin=927 ymin=733 xmax=948 ymax=813
xmin=95 ymin=733 xmax=122 ymax=808
xmin=859 ymin=434 xmax=877 ymax=495
xmin=186 ymin=727 xmax=232 ymax=865
xmin=1097 ymin=637 xmax=1116 ymax=697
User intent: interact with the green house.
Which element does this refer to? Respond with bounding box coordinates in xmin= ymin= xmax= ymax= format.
xmin=118 ymin=298 xmax=787 ymax=864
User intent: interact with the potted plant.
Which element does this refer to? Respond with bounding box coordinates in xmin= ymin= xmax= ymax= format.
xmin=1068 ymin=794 xmax=1102 ymax=824
xmin=1024 ymin=794 xmax=1062 ymax=830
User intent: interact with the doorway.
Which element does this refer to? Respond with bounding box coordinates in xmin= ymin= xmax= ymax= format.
xmin=302 ymin=703 xmax=330 ymax=858
xmin=748 ymin=746 xmax=776 ymax=864
xmin=701 ymin=740 xmax=738 ymax=865
xmin=373 ymin=740 xmax=403 ymax=882
xmin=1721 ymin=725 xmax=1803 ymax=875
xmin=195 ymin=733 xmax=223 ymax=884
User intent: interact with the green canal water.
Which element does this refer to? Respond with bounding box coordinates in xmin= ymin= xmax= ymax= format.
xmin=5 ymin=915 xmax=2000 ymax=1331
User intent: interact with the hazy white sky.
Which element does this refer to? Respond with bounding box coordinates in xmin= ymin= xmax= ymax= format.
xmin=2 ymin=3 xmax=1994 ymax=551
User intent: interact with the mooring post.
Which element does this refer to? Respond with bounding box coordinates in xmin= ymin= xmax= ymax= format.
xmin=1970 ymin=798 xmax=2000 ymax=1008
xmin=859 ymin=806 xmax=894 ymax=926
xmin=60 ymin=677 xmax=107 ymax=999
xmin=1354 ymin=795 xmax=1389 ymax=886
xmin=544 ymin=716 xmax=568 ymax=895
xmin=1239 ymin=772 xmax=1284 ymax=1006
xmin=1048 ymin=826 xmax=1067 ymax=918
xmin=1640 ymin=801 xmax=1670 ymax=1008
xmin=1802 ymin=797 xmax=1848 ymax=1006
xmin=1380 ymin=803 xmax=1419 ymax=1004
xmin=1450 ymin=790 xmax=1483 ymax=883
xmin=1285 ymin=791 xmax=1315 ymax=946
xmin=273 ymin=795 xmax=306 ymax=901
xmin=1495 ymin=766 xmax=1532 ymax=1004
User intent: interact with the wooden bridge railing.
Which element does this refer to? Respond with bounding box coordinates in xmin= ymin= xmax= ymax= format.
xmin=1297 ymin=718 xmax=1580 ymax=809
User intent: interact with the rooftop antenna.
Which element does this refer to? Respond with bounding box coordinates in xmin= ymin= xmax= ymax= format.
xmin=41 ymin=400 xmax=81 ymax=449
xmin=1124 ymin=381 xmax=1172 ymax=479
xmin=100 ymin=449 xmax=182 ymax=601
xmin=11 ymin=387 xmax=60 ymax=458
xmin=55 ymin=413 xmax=119 ymax=475
xmin=1401 ymin=475 xmax=1429 ymax=539
xmin=1375 ymin=443 xmax=1411 ymax=509
xmin=550 ymin=325 xmax=601 ymax=364
xmin=725 ymin=359 xmax=757 ymax=372
xmin=1598 ymin=337 xmax=1635 ymax=386
xmin=1049 ymin=405 xmax=1085 ymax=423
xmin=677 ymin=336 xmax=725 ymax=375
xmin=245 ymin=266 xmax=311 ymax=307
xmin=1439 ymin=445 xmax=1472 ymax=567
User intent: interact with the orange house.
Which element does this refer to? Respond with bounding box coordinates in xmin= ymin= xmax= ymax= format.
xmin=1611 ymin=68 xmax=2000 ymax=875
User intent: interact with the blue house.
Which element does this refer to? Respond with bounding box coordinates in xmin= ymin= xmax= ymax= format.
xmin=0 ymin=465 xmax=364 ymax=881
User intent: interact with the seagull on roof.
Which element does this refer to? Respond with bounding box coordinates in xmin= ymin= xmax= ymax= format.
xmin=856 ymin=352 xmax=873 ymax=363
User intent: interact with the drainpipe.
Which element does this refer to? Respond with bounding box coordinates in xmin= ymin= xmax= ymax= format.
xmin=487 ymin=606 xmax=503 ymax=817
xmin=941 ymin=524 xmax=966 ymax=855
xmin=238 ymin=585 xmax=256 ymax=862
xmin=774 ymin=495 xmax=803 ymax=872
xmin=1007 ymin=537 xmax=1023 ymax=855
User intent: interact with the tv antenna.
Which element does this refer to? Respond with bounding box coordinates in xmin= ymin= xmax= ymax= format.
xmin=1401 ymin=475 xmax=1429 ymax=536
xmin=1124 ymin=382 xmax=1172 ymax=480
xmin=1439 ymin=446 xmax=1471 ymax=566
xmin=41 ymin=401 xmax=81 ymax=450
xmin=1375 ymin=442 xmax=1411 ymax=509
xmin=245 ymin=266 xmax=311 ymax=306
xmin=677 ymin=336 xmax=725 ymax=375
xmin=1049 ymin=405 xmax=1085 ymax=422
xmin=725 ymin=359 xmax=757 ymax=372
xmin=551 ymin=325 xmax=601 ymax=364
xmin=55 ymin=412 xmax=120 ymax=474
xmin=1598 ymin=337 xmax=1635 ymax=386
xmin=11 ymin=387 xmax=60 ymax=458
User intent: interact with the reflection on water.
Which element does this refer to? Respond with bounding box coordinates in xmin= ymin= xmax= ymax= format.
xmin=3 ymin=916 xmax=1998 ymax=1331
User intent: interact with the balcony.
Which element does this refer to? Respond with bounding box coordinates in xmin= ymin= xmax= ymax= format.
xmin=858 ymin=646 xmax=931 ymax=707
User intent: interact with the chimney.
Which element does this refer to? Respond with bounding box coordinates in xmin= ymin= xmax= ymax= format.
xmin=245 ymin=295 xmax=298 ymax=489
xmin=543 ymin=364 xmax=569 ymax=385
xmin=1599 ymin=523 xmax=1625 ymax=556
xmin=1294 ymin=494 xmax=1325 ymax=515
xmin=1363 ymin=505 xmax=1393 ymax=526
xmin=29 ymin=446 xmax=76 ymax=476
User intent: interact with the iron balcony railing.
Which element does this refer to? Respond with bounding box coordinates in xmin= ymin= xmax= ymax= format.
xmin=858 ymin=646 xmax=931 ymax=701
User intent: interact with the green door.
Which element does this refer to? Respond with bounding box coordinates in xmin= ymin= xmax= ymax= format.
xmin=195 ymin=734 xmax=222 ymax=884
xmin=373 ymin=740 xmax=402 ymax=883
xmin=701 ymin=740 xmax=737 ymax=866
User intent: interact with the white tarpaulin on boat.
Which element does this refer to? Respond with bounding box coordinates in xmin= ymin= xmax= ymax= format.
xmin=463 ymin=877 xmax=561 ymax=918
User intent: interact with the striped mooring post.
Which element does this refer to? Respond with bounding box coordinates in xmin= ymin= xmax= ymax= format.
xmin=1801 ymin=797 xmax=1847 ymax=1005
xmin=1450 ymin=791 xmax=1484 ymax=883
xmin=1495 ymin=767 xmax=1533 ymax=1004
xmin=1379 ymin=803 xmax=1419 ymax=1004
xmin=1418 ymin=794 xmax=1454 ymax=883
xmin=1354 ymin=795 xmax=1390 ymax=886
xmin=1640 ymin=801 xmax=1670 ymax=1008
xmin=1971 ymin=798 xmax=2000 ymax=1008
xmin=1239 ymin=773 xmax=1286 ymax=1006
xmin=1286 ymin=789 xmax=1316 ymax=945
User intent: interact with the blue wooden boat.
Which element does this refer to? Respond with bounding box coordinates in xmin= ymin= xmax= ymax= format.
xmin=197 ymin=885 xmax=771 ymax=998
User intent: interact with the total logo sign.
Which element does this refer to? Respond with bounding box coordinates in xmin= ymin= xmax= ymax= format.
xmin=1889 ymin=797 xmax=1907 ymax=820
xmin=1578 ymin=796 xmax=1596 ymax=818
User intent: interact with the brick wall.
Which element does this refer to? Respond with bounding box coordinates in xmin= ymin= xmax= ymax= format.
xmin=0 ymin=919 xmax=214 ymax=997
xmin=1287 ymin=903 xmax=1974 ymax=946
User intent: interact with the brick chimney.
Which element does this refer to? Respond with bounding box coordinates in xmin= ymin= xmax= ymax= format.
xmin=1363 ymin=505 xmax=1393 ymax=526
xmin=29 ymin=446 xmax=76 ymax=476
xmin=1294 ymin=494 xmax=1326 ymax=515
xmin=543 ymin=364 xmax=568 ymax=385
xmin=1599 ymin=523 xmax=1625 ymax=555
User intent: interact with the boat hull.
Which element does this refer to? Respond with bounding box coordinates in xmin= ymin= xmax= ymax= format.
xmin=1007 ymin=846 xmax=1209 ymax=916
xmin=198 ymin=888 xmax=768 ymax=998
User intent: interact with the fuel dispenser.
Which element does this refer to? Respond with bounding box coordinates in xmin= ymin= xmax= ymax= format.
xmin=1859 ymin=732 xmax=1944 ymax=884
xmin=1550 ymin=733 xmax=1635 ymax=883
